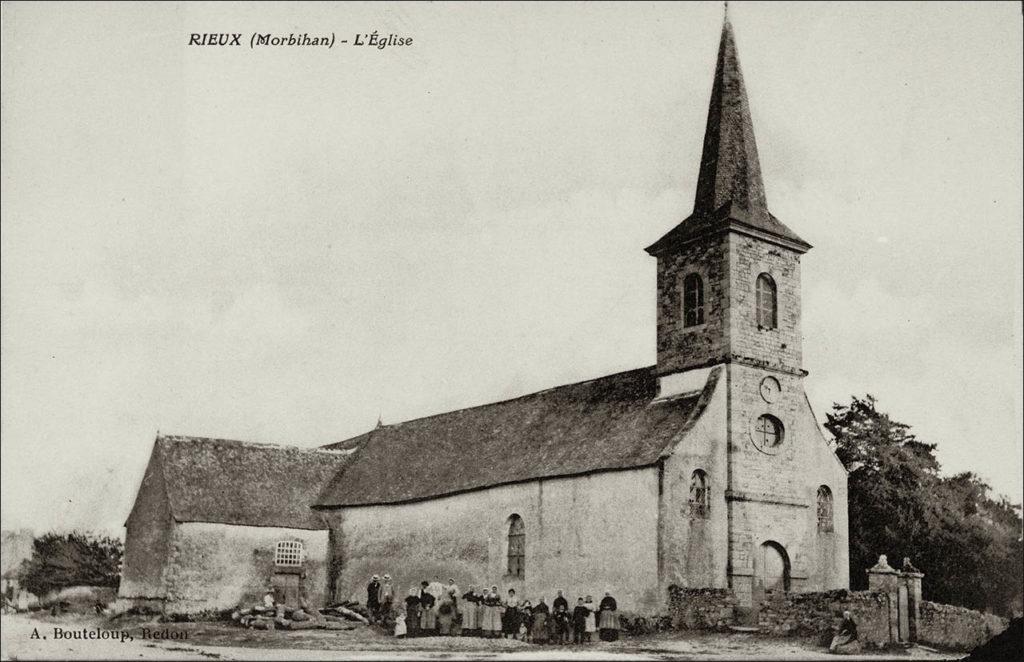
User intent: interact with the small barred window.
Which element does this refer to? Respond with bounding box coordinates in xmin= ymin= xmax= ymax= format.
xmin=275 ymin=540 xmax=304 ymax=567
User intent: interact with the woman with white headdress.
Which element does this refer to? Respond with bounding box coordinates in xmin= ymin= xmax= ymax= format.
xmin=460 ymin=584 xmax=479 ymax=634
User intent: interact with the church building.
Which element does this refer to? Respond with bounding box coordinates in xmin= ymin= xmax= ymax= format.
xmin=120 ymin=14 xmax=848 ymax=615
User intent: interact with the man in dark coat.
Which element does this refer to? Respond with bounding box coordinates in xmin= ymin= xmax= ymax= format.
xmin=366 ymin=575 xmax=381 ymax=622
xmin=572 ymin=597 xmax=589 ymax=644
xmin=553 ymin=590 xmax=568 ymax=613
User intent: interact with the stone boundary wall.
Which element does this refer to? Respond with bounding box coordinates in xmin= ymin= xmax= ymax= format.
xmin=667 ymin=586 xmax=738 ymax=631
xmin=756 ymin=589 xmax=892 ymax=648
xmin=917 ymin=601 xmax=1008 ymax=652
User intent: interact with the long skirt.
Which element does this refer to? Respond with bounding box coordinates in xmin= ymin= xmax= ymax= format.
xmin=532 ymin=612 xmax=548 ymax=643
xmin=502 ymin=608 xmax=520 ymax=636
xmin=585 ymin=611 xmax=597 ymax=634
xmin=475 ymin=603 xmax=487 ymax=632
xmin=599 ymin=610 xmax=620 ymax=640
xmin=484 ymin=606 xmax=501 ymax=632
xmin=462 ymin=602 xmax=478 ymax=630
xmin=438 ymin=611 xmax=454 ymax=636
xmin=420 ymin=607 xmax=437 ymax=632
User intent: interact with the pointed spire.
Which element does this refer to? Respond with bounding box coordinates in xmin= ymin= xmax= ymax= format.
xmin=693 ymin=10 xmax=769 ymax=221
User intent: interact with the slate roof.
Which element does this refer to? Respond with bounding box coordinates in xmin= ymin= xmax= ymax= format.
xmin=647 ymin=15 xmax=810 ymax=255
xmin=153 ymin=435 xmax=352 ymax=530
xmin=315 ymin=366 xmax=720 ymax=507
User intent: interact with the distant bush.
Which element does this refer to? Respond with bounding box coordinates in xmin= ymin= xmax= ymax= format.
xmin=19 ymin=532 xmax=122 ymax=597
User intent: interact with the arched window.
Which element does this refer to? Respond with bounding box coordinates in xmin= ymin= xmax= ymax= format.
xmin=507 ymin=515 xmax=525 ymax=579
xmin=688 ymin=469 xmax=710 ymax=519
xmin=754 ymin=414 xmax=784 ymax=449
xmin=756 ymin=274 xmax=777 ymax=329
xmin=817 ymin=486 xmax=834 ymax=532
xmin=683 ymin=273 xmax=704 ymax=327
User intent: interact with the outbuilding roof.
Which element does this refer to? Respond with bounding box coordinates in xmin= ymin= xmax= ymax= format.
xmin=152 ymin=435 xmax=352 ymax=530
xmin=315 ymin=365 xmax=720 ymax=508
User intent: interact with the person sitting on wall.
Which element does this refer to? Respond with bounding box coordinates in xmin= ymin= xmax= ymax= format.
xmin=261 ymin=587 xmax=276 ymax=613
xmin=829 ymin=611 xmax=860 ymax=654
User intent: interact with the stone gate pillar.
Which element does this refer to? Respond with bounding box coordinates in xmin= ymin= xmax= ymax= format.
xmin=899 ymin=557 xmax=924 ymax=643
xmin=867 ymin=554 xmax=899 ymax=644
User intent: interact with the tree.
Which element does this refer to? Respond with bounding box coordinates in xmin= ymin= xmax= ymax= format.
xmin=827 ymin=395 xmax=1023 ymax=616
xmin=19 ymin=531 xmax=123 ymax=597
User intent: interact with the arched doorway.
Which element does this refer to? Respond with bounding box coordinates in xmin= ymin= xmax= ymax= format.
xmin=755 ymin=540 xmax=791 ymax=600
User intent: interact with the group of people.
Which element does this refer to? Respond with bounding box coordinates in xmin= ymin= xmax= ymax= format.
xmin=368 ymin=575 xmax=620 ymax=644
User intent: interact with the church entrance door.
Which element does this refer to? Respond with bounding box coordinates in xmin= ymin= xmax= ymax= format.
xmin=754 ymin=541 xmax=790 ymax=601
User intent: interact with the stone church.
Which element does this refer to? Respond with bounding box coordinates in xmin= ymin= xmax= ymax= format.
xmin=119 ymin=15 xmax=849 ymax=615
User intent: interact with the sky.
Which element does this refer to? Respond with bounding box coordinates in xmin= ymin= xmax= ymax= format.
xmin=1 ymin=1 xmax=1022 ymax=537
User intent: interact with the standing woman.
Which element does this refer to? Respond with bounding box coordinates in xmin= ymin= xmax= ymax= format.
xmin=583 ymin=595 xmax=597 ymax=643
xmin=502 ymin=589 xmax=520 ymax=639
xmin=420 ymin=585 xmax=437 ymax=635
xmin=598 ymin=591 xmax=620 ymax=642
xmin=460 ymin=585 xmax=479 ymax=635
xmin=487 ymin=586 xmax=503 ymax=638
xmin=404 ymin=588 xmax=421 ymax=637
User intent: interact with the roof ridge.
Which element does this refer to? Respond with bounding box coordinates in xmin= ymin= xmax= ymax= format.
xmin=329 ymin=365 xmax=655 ymax=443
xmin=157 ymin=434 xmax=345 ymax=455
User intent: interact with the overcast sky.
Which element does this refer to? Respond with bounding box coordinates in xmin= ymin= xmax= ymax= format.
xmin=2 ymin=1 xmax=1022 ymax=536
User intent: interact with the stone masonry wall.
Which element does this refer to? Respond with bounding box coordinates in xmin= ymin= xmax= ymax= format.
xmin=162 ymin=523 xmax=329 ymax=614
xmin=656 ymin=233 xmax=730 ymax=375
xmin=324 ymin=467 xmax=663 ymax=613
xmin=119 ymin=449 xmax=173 ymax=601
xmin=659 ymin=367 xmax=729 ymax=591
xmin=727 ymin=234 xmax=803 ymax=374
xmin=917 ymin=601 xmax=1008 ymax=652
xmin=727 ymin=363 xmax=850 ymax=599
xmin=756 ymin=589 xmax=893 ymax=648
xmin=668 ymin=586 xmax=737 ymax=630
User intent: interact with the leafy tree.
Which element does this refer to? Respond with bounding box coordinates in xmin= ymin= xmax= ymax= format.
xmin=827 ymin=395 xmax=1023 ymax=616
xmin=19 ymin=531 xmax=122 ymax=597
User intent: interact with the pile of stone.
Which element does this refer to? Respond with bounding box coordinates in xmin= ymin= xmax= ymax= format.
xmin=230 ymin=603 xmax=366 ymax=631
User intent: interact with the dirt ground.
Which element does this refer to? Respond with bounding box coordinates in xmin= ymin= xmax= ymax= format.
xmin=0 ymin=612 xmax=963 ymax=661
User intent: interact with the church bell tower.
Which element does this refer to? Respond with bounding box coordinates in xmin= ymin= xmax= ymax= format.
xmin=645 ymin=10 xmax=812 ymax=390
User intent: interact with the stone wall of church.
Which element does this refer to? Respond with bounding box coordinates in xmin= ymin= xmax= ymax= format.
xmin=119 ymin=451 xmax=173 ymax=601
xmin=726 ymin=362 xmax=849 ymax=602
xmin=659 ymin=365 xmax=730 ymax=590
xmin=656 ymin=233 xmax=731 ymax=375
xmin=323 ymin=467 xmax=664 ymax=613
xmin=727 ymin=234 xmax=803 ymax=374
xmin=156 ymin=523 xmax=329 ymax=614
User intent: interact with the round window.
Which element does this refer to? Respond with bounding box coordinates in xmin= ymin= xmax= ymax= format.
xmin=750 ymin=414 xmax=784 ymax=454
